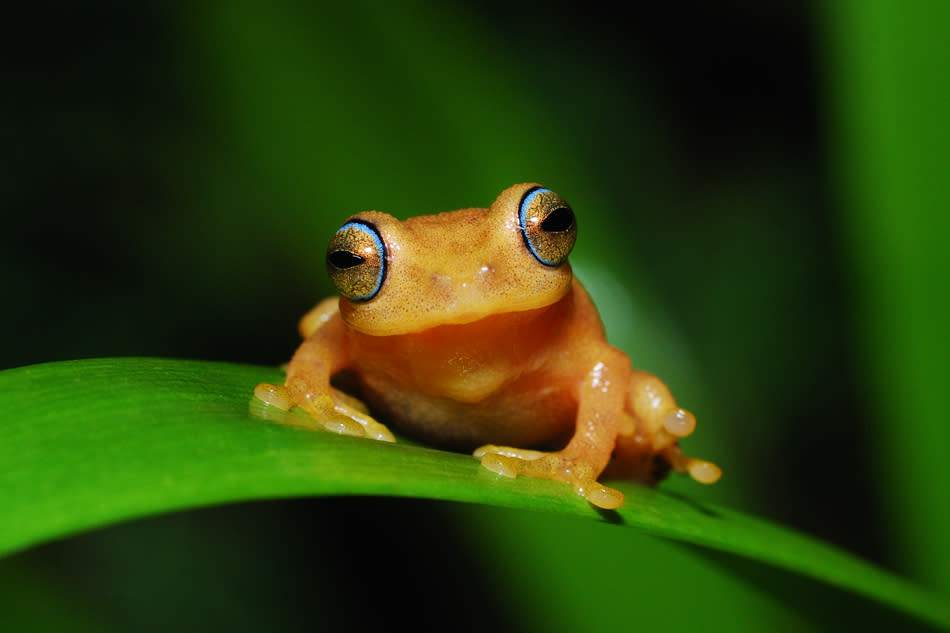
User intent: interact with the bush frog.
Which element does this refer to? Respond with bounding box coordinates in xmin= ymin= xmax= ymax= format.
xmin=255 ymin=183 xmax=721 ymax=509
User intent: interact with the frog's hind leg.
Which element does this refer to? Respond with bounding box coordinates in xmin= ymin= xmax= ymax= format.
xmin=615 ymin=369 xmax=722 ymax=485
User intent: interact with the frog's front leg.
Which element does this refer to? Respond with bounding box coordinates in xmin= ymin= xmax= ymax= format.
xmin=476 ymin=349 xmax=631 ymax=510
xmin=253 ymin=304 xmax=395 ymax=442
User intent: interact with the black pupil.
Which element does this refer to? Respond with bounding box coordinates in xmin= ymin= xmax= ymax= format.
xmin=541 ymin=207 xmax=575 ymax=232
xmin=328 ymin=250 xmax=364 ymax=269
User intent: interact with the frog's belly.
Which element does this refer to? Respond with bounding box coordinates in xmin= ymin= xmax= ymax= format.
xmin=353 ymin=371 xmax=577 ymax=451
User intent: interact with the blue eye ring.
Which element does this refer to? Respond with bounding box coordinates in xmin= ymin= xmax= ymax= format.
xmin=326 ymin=219 xmax=387 ymax=302
xmin=518 ymin=186 xmax=577 ymax=267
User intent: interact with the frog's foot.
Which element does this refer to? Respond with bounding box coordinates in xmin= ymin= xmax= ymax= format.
xmin=253 ymin=382 xmax=395 ymax=442
xmin=661 ymin=444 xmax=722 ymax=484
xmin=654 ymin=408 xmax=721 ymax=483
xmin=474 ymin=445 xmax=625 ymax=510
xmin=619 ymin=399 xmax=721 ymax=485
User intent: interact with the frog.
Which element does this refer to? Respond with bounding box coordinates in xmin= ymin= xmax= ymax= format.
xmin=254 ymin=183 xmax=720 ymax=509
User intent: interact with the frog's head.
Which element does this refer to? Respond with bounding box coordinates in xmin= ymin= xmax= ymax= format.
xmin=325 ymin=183 xmax=576 ymax=336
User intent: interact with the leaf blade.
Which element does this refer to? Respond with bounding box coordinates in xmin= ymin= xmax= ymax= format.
xmin=1 ymin=358 xmax=947 ymax=629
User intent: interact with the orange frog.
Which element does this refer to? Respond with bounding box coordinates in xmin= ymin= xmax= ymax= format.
xmin=254 ymin=183 xmax=720 ymax=509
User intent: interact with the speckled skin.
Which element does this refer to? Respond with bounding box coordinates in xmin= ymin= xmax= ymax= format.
xmin=255 ymin=183 xmax=720 ymax=509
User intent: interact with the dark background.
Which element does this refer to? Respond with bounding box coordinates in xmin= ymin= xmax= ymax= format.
xmin=3 ymin=2 xmax=948 ymax=632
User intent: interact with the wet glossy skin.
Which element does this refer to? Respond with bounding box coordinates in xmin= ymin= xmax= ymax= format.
xmin=254 ymin=183 xmax=720 ymax=509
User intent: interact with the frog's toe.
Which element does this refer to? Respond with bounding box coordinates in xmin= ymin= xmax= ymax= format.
xmin=312 ymin=407 xmax=395 ymax=441
xmin=345 ymin=409 xmax=396 ymax=442
xmin=662 ymin=407 xmax=696 ymax=438
xmin=663 ymin=445 xmax=722 ymax=484
xmin=331 ymin=387 xmax=371 ymax=415
xmin=325 ymin=399 xmax=395 ymax=442
xmin=254 ymin=383 xmax=293 ymax=411
xmin=320 ymin=414 xmax=367 ymax=437
xmin=328 ymin=389 xmax=393 ymax=441
xmin=474 ymin=446 xmax=625 ymax=510
xmin=473 ymin=444 xmax=547 ymax=461
xmin=571 ymin=476 xmax=625 ymax=510
xmin=478 ymin=451 xmax=520 ymax=478
xmin=686 ymin=459 xmax=722 ymax=484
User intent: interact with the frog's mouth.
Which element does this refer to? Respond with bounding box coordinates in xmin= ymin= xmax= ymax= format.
xmin=339 ymin=266 xmax=575 ymax=337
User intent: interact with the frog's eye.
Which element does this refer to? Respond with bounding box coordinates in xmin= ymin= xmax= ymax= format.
xmin=518 ymin=187 xmax=577 ymax=266
xmin=326 ymin=220 xmax=387 ymax=302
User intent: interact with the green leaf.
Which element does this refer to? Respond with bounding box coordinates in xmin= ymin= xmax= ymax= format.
xmin=1 ymin=358 xmax=948 ymax=630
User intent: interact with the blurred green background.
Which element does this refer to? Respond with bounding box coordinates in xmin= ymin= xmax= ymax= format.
xmin=3 ymin=1 xmax=948 ymax=631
